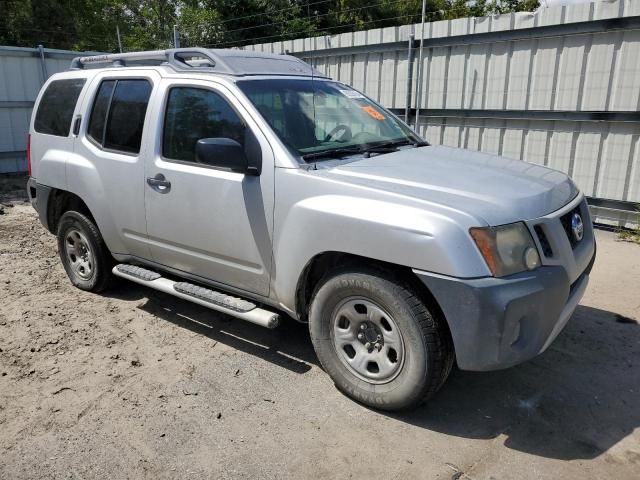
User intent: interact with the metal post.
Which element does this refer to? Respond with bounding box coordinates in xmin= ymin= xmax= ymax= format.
xmin=116 ymin=25 xmax=123 ymax=53
xmin=37 ymin=45 xmax=48 ymax=83
xmin=414 ymin=0 xmax=427 ymax=131
xmin=405 ymin=34 xmax=415 ymax=124
xmin=173 ymin=25 xmax=180 ymax=48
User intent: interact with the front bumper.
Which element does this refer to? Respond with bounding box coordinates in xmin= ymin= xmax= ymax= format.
xmin=414 ymin=249 xmax=595 ymax=371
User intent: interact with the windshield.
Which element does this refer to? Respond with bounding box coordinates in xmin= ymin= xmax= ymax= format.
xmin=237 ymin=78 xmax=422 ymax=159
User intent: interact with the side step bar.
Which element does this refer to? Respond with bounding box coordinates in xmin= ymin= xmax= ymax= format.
xmin=112 ymin=264 xmax=279 ymax=329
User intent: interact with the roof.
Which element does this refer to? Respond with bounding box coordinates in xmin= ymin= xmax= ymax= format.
xmin=69 ymin=48 xmax=328 ymax=78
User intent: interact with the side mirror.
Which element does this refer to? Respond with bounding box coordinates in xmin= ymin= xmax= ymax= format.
xmin=196 ymin=138 xmax=257 ymax=174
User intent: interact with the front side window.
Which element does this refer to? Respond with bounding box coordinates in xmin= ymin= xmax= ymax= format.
xmin=34 ymin=79 xmax=86 ymax=136
xmin=87 ymin=79 xmax=152 ymax=154
xmin=163 ymin=87 xmax=245 ymax=164
xmin=237 ymin=79 xmax=421 ymax=159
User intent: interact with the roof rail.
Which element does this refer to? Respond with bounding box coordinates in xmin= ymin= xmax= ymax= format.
xmin=70 ymin=48 xmax=234 ymax=73
xmin=68 ymin=47 xmax=326 ymax=78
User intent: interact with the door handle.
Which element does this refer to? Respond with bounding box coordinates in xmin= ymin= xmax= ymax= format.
xmin=72 ymin=116 xmax=81 ymax=136
xmin=147 ymin=173 xmax=171 ymax=193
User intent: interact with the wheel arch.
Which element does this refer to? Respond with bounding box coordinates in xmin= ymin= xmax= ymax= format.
xmin=294 ymin=251 xmax=447 ymax=326
xmin=46 ymin=188 xmax=96 ymax=234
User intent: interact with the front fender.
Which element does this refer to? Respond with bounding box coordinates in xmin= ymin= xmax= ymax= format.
xmin=272 ymin=189 xmax=490 ymax=314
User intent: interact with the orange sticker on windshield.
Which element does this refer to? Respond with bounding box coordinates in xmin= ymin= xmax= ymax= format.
xmin=362 ymin=106 xmax=385 ymax=121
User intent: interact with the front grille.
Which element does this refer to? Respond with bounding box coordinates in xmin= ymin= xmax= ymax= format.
xmin=534 ymin=225 xmax=553 ymax=257
xmin=560 ymin=204 xmax=582 ymax=249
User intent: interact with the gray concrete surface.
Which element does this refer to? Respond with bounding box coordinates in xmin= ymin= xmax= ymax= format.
xmin=0 ymin=203 xmax=638 ymax=479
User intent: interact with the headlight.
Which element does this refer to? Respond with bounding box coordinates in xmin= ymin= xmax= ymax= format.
xmin=469 ymin=222 xmax=540 ymax=277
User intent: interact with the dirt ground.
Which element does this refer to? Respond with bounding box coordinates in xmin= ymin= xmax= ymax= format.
xmin=1 ymin=186 xmax=639 ymax=479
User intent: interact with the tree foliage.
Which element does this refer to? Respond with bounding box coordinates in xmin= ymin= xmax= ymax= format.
xmin=0 ymin=0 xmax=540 ymax=52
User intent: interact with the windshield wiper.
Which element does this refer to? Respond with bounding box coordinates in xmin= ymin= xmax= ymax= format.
xmin=301 ymin=139 xmax=429 ymax=162
xmin=360 ymin=139 xmax=429 ymax=157
xmin=301 ymin=146 xmax=363 ymax=161
xmin=364 ymin=139 xmax=429 ymax=151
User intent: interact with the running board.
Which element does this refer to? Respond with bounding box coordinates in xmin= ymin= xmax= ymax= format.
xmin=112 ymin=264 xmax=279 ymax=329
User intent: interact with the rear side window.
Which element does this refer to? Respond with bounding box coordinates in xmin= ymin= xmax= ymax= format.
xmin=87 ymin=79 xmax=152 ymax=154
xmin=163 ymin=87 xmax=245 ymax=164
xmin=34 ymin=79 xmax=86 ymax=136
xmin=87 ymin=80 xmax=115 ymax=144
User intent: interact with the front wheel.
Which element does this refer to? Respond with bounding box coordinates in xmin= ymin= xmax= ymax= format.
xmin=309 ymin=268 xmax=454 ymax=411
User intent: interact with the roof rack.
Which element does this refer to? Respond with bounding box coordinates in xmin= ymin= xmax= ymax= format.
xmin=71 ymin=48 xmax=230 ymax=71
xmin=69 ymin=47 xmax=328 ymax=78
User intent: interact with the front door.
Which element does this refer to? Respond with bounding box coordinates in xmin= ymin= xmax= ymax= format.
xmin=143 ymin=80 xmax=274 ymax=296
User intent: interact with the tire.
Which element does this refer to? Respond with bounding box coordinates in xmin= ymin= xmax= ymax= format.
xmin=57 ymin=210 xmax=115 ymax=292
xmin=309 ymin=267 xmax=454 ymax=411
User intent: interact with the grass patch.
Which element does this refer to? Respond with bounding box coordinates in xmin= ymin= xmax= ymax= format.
xmin=617 ymin=227 xmax=640 ymax=244
xmin=616 ymin=205 xmax=640 ymax=245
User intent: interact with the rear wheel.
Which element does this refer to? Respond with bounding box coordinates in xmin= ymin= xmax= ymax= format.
xmin=57 ymin=211 xmax=114 ymax=292
xmin=309 ymin=268 xmax=454 ymax=411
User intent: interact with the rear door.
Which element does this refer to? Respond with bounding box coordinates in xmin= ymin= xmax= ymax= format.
xmin=142 ymin=79 xmax=275 ymax=296
xmin=71 ymin=71 xmax=159 ymax=259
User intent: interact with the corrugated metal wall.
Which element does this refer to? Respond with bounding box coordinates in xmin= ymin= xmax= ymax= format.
xmin=0 ymin=46 xmax=95 ymax=173
xmin=247 ymin=0 xmax=640 ymax=226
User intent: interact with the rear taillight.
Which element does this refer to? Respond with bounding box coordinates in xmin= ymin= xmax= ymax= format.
xmin=27 ymin=134 xmax=32 ymax=177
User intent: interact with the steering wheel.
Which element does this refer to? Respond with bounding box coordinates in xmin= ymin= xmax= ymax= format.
xmin=324 ymin=124 xmax=352 ymax=143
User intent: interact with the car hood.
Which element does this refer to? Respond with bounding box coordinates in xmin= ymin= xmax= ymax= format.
xmin=321 ymin=145 xmax=578 ymax=225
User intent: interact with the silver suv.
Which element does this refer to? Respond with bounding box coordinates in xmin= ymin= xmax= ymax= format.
xmin=27 ymin=48 xmax=596 ymax=410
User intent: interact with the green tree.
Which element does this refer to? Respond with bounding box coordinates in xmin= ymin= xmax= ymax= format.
xmin=73 ymin=0 xmax=134 ymax=52
xmin=120 ymin=0 xmax=179 ymax=50
xmin=0 ymin=0 xmax=540 ymax=52
xmin=486 ymin=0 xmax=540 ymax=14
xmin=178 ymin=5 xmax=225 ymax=47
xmin=1 ymin=0 xmax=80 ymax=50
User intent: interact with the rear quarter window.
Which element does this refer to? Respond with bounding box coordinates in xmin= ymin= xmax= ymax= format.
xmin=34 ymin=79 xmax=86 ymax=136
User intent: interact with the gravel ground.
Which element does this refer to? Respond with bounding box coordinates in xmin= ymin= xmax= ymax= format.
xmin=0 ymin=194 xmax=639 ymax=479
